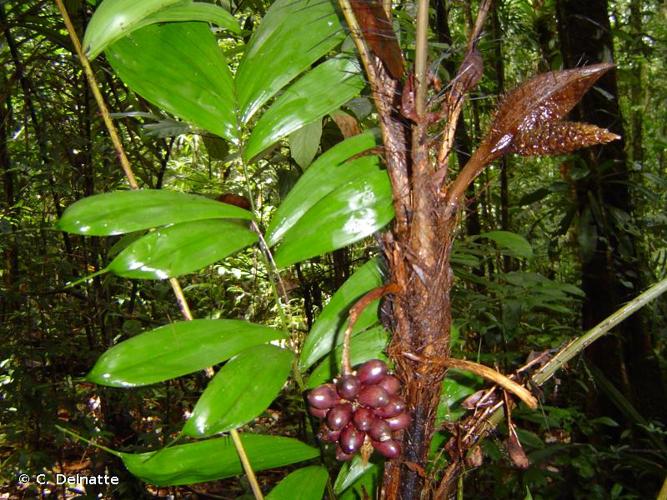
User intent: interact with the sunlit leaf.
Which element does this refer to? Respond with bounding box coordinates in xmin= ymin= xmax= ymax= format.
xmin=83 ymin=0 xmax=183 ymax=58
xmin=141 ymin=2 xmax=240 ymax=33
xmin=107 ymin=220 xmax=257 ymax=279
xmin=273 ymin=168 xmax=394 ymax=268
xmin=84 ymin=0 xmax=240 ymax=59
xmin=57 ymin=190 xmax=252 ymax=236
xmin=266 ymin=466 xmax=328 ymax=500
xmin=121 ymin=434 xmax=318 ymax=486
xmin=182 ymin=344 xmax=293 ymax=437
xmin=299 ymin=258 xmax=385 ymax=371
xmin=87 ymin=320 xmax=286 ymax=387
xmin=266 ymin=131 xmax=378 ymax=246
xmin=106 ymin=23 xmax=238 ymax=142
xmin=244 ymin=56 xmax=365 ymax=161
xmin=235 ymin=0 xmax=345 ymax=123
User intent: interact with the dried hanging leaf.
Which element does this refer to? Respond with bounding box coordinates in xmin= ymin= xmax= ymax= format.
xmin=450 ymin=48 xmax=483 ymax=102
xmin=506 ymin=432 xmax=530 ymax=469
xmin=508 ymin=121 xmax=620 ymax=156
xmin=461 ymin=389 xmax=495 ymax=410
xmin=485 ymin=63 xmax=615 ymax=158
xmin=465 ymin=445 xmax=484 ymax=468
xmin=331 ymin=110 xmax=362 ymax=138
xmin=349 ymin=0 xmax=404 ymax=79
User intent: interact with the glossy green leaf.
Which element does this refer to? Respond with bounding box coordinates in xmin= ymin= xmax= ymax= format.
xmin=84 ymin=0 xmax=240 ymax=59
xmin=107 ymin=220 xmax=257 ymax=280
xmin=244 ymin=57 xmax=365 ymax=161
xmin=235 ymin=0 xmax=345 ymax=123
xmin=334 ymin=455 xmax=376 ymax=494
xmin=306 ymin=325 xmax=389 ymax=388
xmin=274 ymin=168 xmax=394 ymax=268
xmin=183 ymin=344 xmax=293 ymax=437
xmin=437 ymin=369 xmax=483 ymax=423
xmin=480 ymin=231 xmax=533 ymax=259
xmin=106 ymin=23 xmax=238 ymax=142
xmin=266 ymin=131 xmax=378 ymax=246
xmin=87 ymin=320 xmax=286 ymax=387
xmin=142 ymin=2 xmax=240 ymax=34
xmin=120 ymin=434 xmax=318 ymax=486
xmin=266 ymin=466 xmax=328 ymax=500
xmin=57 ymin=190 xmax=252 ymax=236
xmin=289 ymin=119 xmax=322 ymax=169
xmin=299 ymin=258 xmax=384 ymax=370
xmin=83 ymin=0 xmax=182 ymax=59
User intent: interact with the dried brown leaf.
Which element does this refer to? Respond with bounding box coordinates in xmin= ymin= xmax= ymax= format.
xmin=349 ymin=0 xmax=404 ymax=79
xmin=451 ymin=48 xmax=483 ymax=101
xmin=507 ymin=432 xmax=530 ymax=469
xmin=485 ymin=63 xmax=614 ymax=158
xmin=331 ymin=110 xmax=362 ymax=138
xmin=465 ymin=445 xmax=484 ymax=468
xmin=461 ymin=389 xmax=495 ymax=410
xmin=508 ymin=121 xmax=620 ymax=156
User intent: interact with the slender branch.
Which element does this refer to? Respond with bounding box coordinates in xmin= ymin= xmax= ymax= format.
xmin=169 ymin=277 xmax=193 ymax=320
xmin=230 ymin=429 xmax=265 ymax=500
xmin=251 ymin=220 xmax=307 ymax=391
xmin=443 ymin=140 xmax=492 ymax=216
xmin=55 ymin=3 xmax=263 ymax=497
xmin=54 ymin=0 xmax=138 ymax=189
xmin=413 ymin=0 xmax=430 ymax=118
xmin=467 ymin=0 xmax=493 ymax=52
xmin=658 ymin=475 xmax=667 ymax=500
xmin=435 ymin=276 xmax=667 ymax=497
xmin=341 ymin=283 xmax=400 ymax=375
xmin=402 ymin=353 xmax=538 ymax=409
xmin=436 ymin=0 xmax=492 ymax=174
xmin=532 ymin=276 xmax=667 ymax=386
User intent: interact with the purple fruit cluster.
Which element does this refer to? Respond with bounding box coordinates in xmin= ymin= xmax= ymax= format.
xmin=307 ymin=359 xmax=411 ymax=461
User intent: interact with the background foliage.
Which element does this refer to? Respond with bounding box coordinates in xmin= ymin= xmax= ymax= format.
xmin=1 ymin=0 xmax=665 ymax=498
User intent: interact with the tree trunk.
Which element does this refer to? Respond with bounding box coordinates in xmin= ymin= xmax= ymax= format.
xmin=1 ymin=70 xmax=20 ymax=317
xmin=556 ymin=0 xmax=667 ymax=422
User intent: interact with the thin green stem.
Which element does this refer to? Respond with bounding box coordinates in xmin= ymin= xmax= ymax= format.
xmin=436 ymin=276 xmax=667 ymax=496
xmin=56 ymin=3 xmax=261 ymax=496
xmin=532 ymin=276 xmax=667 ymax=386
xmin=238 ymin=161 xmax=305 ymax=391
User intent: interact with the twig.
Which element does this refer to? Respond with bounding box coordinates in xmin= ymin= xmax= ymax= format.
xmin=435 ymin=276 xmax=667 ymax=497
xmin=658 ymin=475 xmax=667 ymax=500
xmin=55 ymin=3 xmax=263 ymax=497
xmin=414 ymin=0 xmax=430 ymax=119
xmin=402 ymin=353 xmax=538 ymax=409
xmin=230 ymin=429 xmax=265 ymax=500
xmin=341 ymin=283 xmax=400 ymax=375
xmin=436 ymin=0 xmax=492 ymax=173
xmin=532 ymin=276 xmax=667 ymax=386
xmin=54 ymin=0 xmax=138 ymax=189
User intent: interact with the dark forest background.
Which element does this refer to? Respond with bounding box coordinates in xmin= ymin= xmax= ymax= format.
xmin=1 ymin=0 xmax=666 ymax=498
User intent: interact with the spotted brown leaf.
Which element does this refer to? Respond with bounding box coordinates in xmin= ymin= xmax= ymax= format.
xmin=484 ymin=63 xmax=616 ymax=159
xmin=508 ymin=121 xmax=620 ymax=156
